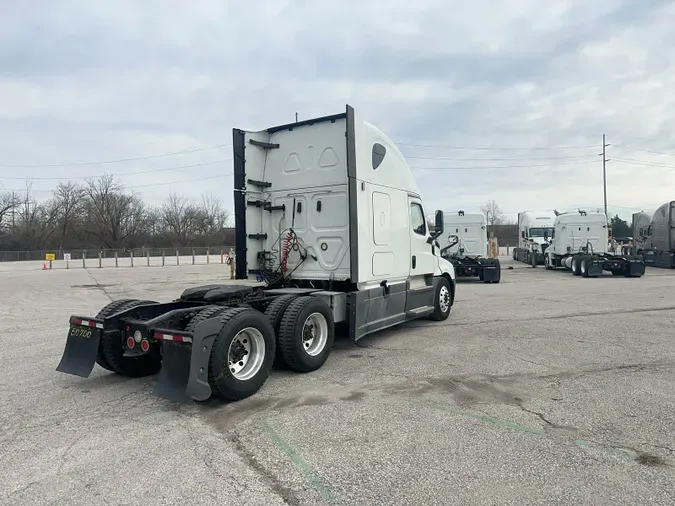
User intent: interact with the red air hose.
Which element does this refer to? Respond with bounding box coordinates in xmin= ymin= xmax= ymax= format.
xmin=280 ymin=231 xmax=293 ymax=273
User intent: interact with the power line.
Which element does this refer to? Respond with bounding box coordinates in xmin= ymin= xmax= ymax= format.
xmin=0 ymin=159 xmax=231 ymax=180
xmin=612 ymin=144 xmax=675 ymax=156
xmin=410 ymin=160 xmax=595 ymax=170
xmin=612 ymin=157 xmax=675 ymax=169
xmin=0 ymin=143 xmax=232 ymax=168
xmin=396 ymin=141 xmax=600 ymax=150
xmin=404 ymin=154 xmax=598 ymax=161
xmin=0 ymin=173 xmax=234 ymax=193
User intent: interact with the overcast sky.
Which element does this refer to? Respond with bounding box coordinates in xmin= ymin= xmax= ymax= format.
xmin=1 ymin=0 xmax=674 ymax=224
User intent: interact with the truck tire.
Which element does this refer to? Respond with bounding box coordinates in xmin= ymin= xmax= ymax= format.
xmin=94 ymin=299 xmax=143 ymax=372
xmin=580 ymin=256 xmax=590 ymax=277
xmin=493 ymin=259 xmax=501 ymax=283
xmin=278 ymin=296 xmax=335 ymax=373
xmin=571 ymin=256 xmax=581 ymax=276
xmin=544 ymin=253 xmax=554 ymax=270
xmin=263 ymin=294 xmax=297 ymax=367
xmin=185 ymin=305 xmax=230 ymax=332
xmin=208 ymin=307 xmax=276 ymax=401
xmin=429 ymin=276 xmax=452 ymax=320
xmin=99 ymin=299 xmax=162 ymax=377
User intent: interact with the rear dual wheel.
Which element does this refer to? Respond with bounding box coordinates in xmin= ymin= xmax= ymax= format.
xmin=95 ymin=299 xmax=162 ymax=377
xmin=277 ymin=296 xmax=335 ymax=373
xmin=201 ymin=307 xmax=276 ymax=401
xmin=571 ymin=256 xmax=581 ymax=276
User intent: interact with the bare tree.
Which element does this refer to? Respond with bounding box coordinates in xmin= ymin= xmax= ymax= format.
xmin=49 ymin=181 xmax=85 ymax=249
xmin=83 ymin=174 xmax=147 ymax=248
xmin=480 ymin=200 xmax=505 ymax=227
xmin=0 ymin=191 xmax=18 ymax=234
xmin=197 ymin=192 xmax=230 ymax=236
xmin=15 ymin=181 xmax=57 ymax=249
xmin=0 ymin=176 xmax=234 ymax=252
xmin=159 ymin=193 xmax=202 ymax=246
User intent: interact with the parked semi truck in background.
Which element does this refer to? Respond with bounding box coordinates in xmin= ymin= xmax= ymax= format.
xmin=513 ymin=211 xmax=556 ymax=265
xmin=56 ymin=105 xmax=457 ymax=403
xmin=543 ymin=210 xmax=645 ymax=277
xmin=633 ymin=201 xmax=675 ymax=268
xmin=439 ymin=211 xmax=500 ymax=283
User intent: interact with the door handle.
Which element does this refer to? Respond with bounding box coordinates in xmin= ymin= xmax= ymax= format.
xmin=412 ymin=255 xmax=416 ymax=269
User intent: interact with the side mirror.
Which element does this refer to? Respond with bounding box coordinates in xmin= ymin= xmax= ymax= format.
xmin=521 ymin=231 xmax=526 ymax=239
xmin=434 ymin=209 xmax=444 ymax=236
xmin=428 ymin=209 xmax=444 ymax=243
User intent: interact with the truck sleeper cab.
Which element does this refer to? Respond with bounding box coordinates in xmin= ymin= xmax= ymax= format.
xmin=439 ymin=210 xmax=500 ymax=283
xmin=513 ymin=211 xmax=556 ymax=265
xmin=55 ymin=105 xmax=457 ymax=403
xmin=543 ymin=210 xmax=645 ymax=278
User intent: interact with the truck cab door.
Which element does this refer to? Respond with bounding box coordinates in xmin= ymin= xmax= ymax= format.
xmin=408 ymin=196 xmax=436 ymax=276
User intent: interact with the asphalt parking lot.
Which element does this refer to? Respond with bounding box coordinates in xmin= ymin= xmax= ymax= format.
xmin=2 ymin=257 xmax=675 ymax=505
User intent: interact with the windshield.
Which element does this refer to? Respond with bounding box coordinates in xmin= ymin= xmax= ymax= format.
xmin=529 ymin=227 xmax=554 ymax=238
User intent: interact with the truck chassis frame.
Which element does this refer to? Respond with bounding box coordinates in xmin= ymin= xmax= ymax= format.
xmin=638 ymin=248 xmax=675 ymax=269
xmin=513 ymin=246 xmax=546 ymax=265
xmin=444 ymin=255 xmax=501 ymax=283
xmin=56 ymin=278 xmax=454 ymax=403
xmin=545 ymin=251 xmax=645 ymax=277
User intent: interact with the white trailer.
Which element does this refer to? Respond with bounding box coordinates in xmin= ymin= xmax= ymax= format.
xmin=543 ymin=210 xmax=645 ymax=277
xmin=439 ymin=211 xmax=500 ymax=283
xmin=56 ymin=105 xmax=457 ymax=402
xmin=513 ymin=211 xmax=556 ymax=265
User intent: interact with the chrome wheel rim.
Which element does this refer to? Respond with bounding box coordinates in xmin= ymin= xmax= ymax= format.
xmin=581 ymin=260 xmax=586 ymax=274
xmin=302 ymin=312 xmax=328 ymax=356
xmin=439 ymin=285 xmax=450 ymax=313
xmin=227 ymin=327 xmax=265 ymax=380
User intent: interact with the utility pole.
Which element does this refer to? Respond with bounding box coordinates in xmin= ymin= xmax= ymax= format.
xmin=600 ymin=134 xmax=610 ymax=220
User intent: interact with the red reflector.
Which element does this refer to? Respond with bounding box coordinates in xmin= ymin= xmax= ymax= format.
xmin=125 ymin=325 xmax=131 ymax=331
xmin=152 ymin=332 xmax=193 ymax=344
xmin=126 ymin=337 xmax=135 ymax=348
xmin=140 ymin=340 xmax=150 ymax=352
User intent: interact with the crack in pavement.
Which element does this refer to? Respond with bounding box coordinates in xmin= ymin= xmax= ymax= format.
xmin=229 ymin=431 xmax=305 ymax=506
xmin=83 ymin=268 xmax=113 ymax=301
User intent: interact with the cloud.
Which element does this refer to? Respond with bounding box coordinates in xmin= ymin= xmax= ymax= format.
xmin=0 ymin=0 xmax=674 ymax=224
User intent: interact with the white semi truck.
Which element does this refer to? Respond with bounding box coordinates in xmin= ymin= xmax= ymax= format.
xmin=513 ymin=211 xmax=556 ymax=265
xmin=543 ymin=210 xmax=645 ymax=277
xmin=439 ymin=211 xmax=501 ymax=283
xmin=633 ymin=202 xmax=675 ymax=268
xmin=56 ymin=105 xmax=457 ymax=402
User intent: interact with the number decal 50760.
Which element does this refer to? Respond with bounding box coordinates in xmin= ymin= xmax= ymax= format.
xmin=69 ymin=326 xmax=93 ymax=339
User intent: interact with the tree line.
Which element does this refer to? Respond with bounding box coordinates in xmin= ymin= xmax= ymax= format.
xmin=481 ymin=199 xmax=633 ymax=237
xmin=0 ymin=174 xmax=232 ymax=252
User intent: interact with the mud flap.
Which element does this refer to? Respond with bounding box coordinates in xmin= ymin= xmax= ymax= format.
xmin=627 ymin=259 xmax=646 ymax=277
xmin=155 ymin=342 xmax=193 ymax=403
xmin=587 ymin=260 xmax=603 ymax=277
xmin=55 ymin=318 xmax=103 ymax=378
xmin=154 ymin=318 xmax=223 ymax=402
xmin=481 ymin=262 xmax=500 ymax=282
